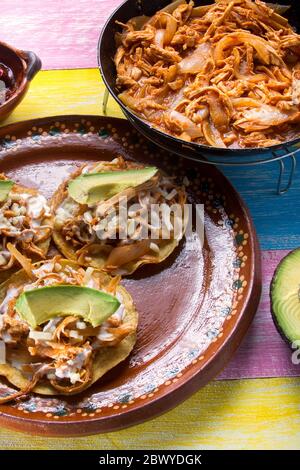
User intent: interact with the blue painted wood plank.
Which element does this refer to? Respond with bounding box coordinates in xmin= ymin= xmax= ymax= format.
xmin=222 ymin=157 xmax=300 ymax=251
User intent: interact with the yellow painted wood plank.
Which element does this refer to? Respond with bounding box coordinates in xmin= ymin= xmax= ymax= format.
xmin=1 ymin=69 xmax=123 ymax=127
xmin=0 ymin=377 xmax=299 ymax=449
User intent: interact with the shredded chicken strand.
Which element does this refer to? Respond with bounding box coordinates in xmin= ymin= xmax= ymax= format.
xmin=0 ymin=367 xmax=42 ymax=405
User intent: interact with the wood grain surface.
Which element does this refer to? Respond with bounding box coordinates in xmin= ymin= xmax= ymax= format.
xmin=0 ymin=377 xmax=299 ymax=449
xmin=0 ymin=0 xmax=121 ymax=70
xmin=0 ymin=1 xmax=299 ymax=447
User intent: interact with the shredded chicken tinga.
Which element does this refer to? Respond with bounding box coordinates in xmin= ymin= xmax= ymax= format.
xmin=114 ymin=0 xmax=300 ymax=148
xmin=51 ymin=157 xmax=187 ymax=275
xmin=0 ymin=174 xmax=53 ymax=280
xmin=0 ymin=258 xmax=137 ymax=402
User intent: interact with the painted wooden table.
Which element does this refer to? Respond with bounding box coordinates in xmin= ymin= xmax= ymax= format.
xmin=0 ymin=0 xmax=299 ymax=450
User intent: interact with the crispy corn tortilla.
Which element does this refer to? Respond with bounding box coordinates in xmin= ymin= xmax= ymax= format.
xmin=0 ymin=179 xmax=53 ymax=284
xmin=51 ymin=163 xmax=187 ymax=275
xmin=0 ymin=260 xmax=138 ymax=396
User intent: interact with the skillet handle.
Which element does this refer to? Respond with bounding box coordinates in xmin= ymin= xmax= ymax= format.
xmin=276 ymin=146 xmax=300 ymax=195
xmin=21 ymin=50 xmax=42 ymax=81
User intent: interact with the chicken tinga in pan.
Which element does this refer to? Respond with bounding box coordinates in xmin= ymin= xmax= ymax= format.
xmin=51 ymin=157 xmax=187 ymax=275
xmin=114 ymin=0 xmax=300 ymax=148
xmin=0 ymin=257 xmax=137 ymax=402
xmin=0 ymin=174 xmax=53 ymax=282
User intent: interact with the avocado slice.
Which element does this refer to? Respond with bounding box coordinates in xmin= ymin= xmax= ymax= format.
xmin=0 ymin=180 xmax=13 ymax=202
xmin=271 ymin=249 xmax=300 ymax=345
xmin=15 ymin=285 xmax=120 ymax=329
xmin=68 ymin=167 xmax=157 ymax=205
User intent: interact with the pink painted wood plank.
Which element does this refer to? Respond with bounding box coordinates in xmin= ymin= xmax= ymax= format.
xmin=219 ymin=250 xmax=300 ymax=380
xmin=0 ymin=0 xmax=121 ymax=70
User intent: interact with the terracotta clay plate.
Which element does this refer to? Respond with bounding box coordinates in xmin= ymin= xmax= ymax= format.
xmin=0 ymin=115 xmax=261 ymax=436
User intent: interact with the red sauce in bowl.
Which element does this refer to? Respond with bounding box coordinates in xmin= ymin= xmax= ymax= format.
xmin=0 ymin=63 xmax=16 ymax=105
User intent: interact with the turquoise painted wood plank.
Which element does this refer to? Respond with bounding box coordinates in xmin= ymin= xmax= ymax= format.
xmin=222 ymin=158 xmax=300 ymax=251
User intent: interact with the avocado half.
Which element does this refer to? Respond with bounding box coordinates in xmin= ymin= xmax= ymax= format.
xmin=270 ymin=249 xmax=300 ymax=346
xmin=15 ymin=285 xmax=120 ymax=329
xmin=0 ymin=179 xmax=13 ymax=202
xmin=68 ymin=167 xmax=157 ymax=205
xmin=0 ymin=259 xmax=138 ymax=396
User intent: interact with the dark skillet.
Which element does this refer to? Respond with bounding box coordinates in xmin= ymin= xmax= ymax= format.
xmin=98 ymin=0 xmax=300 ymax=163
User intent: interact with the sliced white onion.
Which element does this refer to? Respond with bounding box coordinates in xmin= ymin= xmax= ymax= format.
xmin=47 ymin=372 xmax=56 ymax=380
xmin=83 ymin=211 xmax=93 ymax=224
xmin=11 ymin=360 xmax=24 ymax=370
xmin=179 ymin=43 xmax=211 ymax=74
xmin=166 ymin=188 xmax=178 ymax=201
xmin=1 ymin=331 xmax=13 ymax=343
xmin=0 ymin=254 xmax=8 ymax=267
xmin=69 ymin=372 xmax=81 ymax=384
xmin=111 ymin=304 xmax=125 ymax=322
xmin=169 ymin=110 xmax=203 ymax=139
xmin=240 ymin=105 xmax=289 ymax=126
xmin=154 ymin=29 xmax=165 ymax=48
xmin=97 ymin=329 xmax=115 ymax=342
xmin=158 ymin=188 xmax=169 ymax=198
xmin=116 ymin=291 xmax=124 ymax=304
xmin=69 ymin=330 xmax=83 ymax=340
xmin=54 ymin=262 xmax=62 ymax=272
xmin=27 ymin=195 xmax=49 ymax=220
xmin=29 ymin=331 xmax=53 ymax=342
xmin=83 ymin=266 xmax=94 ymax=286
xmin=196 ymin=107 xmax=209 ymax=120
xmin=43 ymin=317 xmax=62 ymax=333
xmin=55 ymin=366 xmax=81 ymax=384
xmin=0 ymin=286 xmax=19 ymax=315
xmin=292 ymin=72 xmax=300 ymax=105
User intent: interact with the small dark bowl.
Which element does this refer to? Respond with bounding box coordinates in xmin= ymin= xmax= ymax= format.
xmin=98 ymin=0 xmax=300 ymax=163
xmin=0 ymin=41 xmax=41 ymax=122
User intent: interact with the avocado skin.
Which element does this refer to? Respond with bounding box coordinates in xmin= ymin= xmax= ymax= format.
xmin=15 ymin=285 xmax=120 ymax=329
xmin=0 ymin=180 xmax=13 ymax=202
xmin=270 ymin=248 xmax=300 ymax=349
xmin=68 ymin=167 xmax=157 ymax=205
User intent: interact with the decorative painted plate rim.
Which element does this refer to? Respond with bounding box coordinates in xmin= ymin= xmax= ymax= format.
xmin=0 ymin=115 xmax=261 ymax=436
